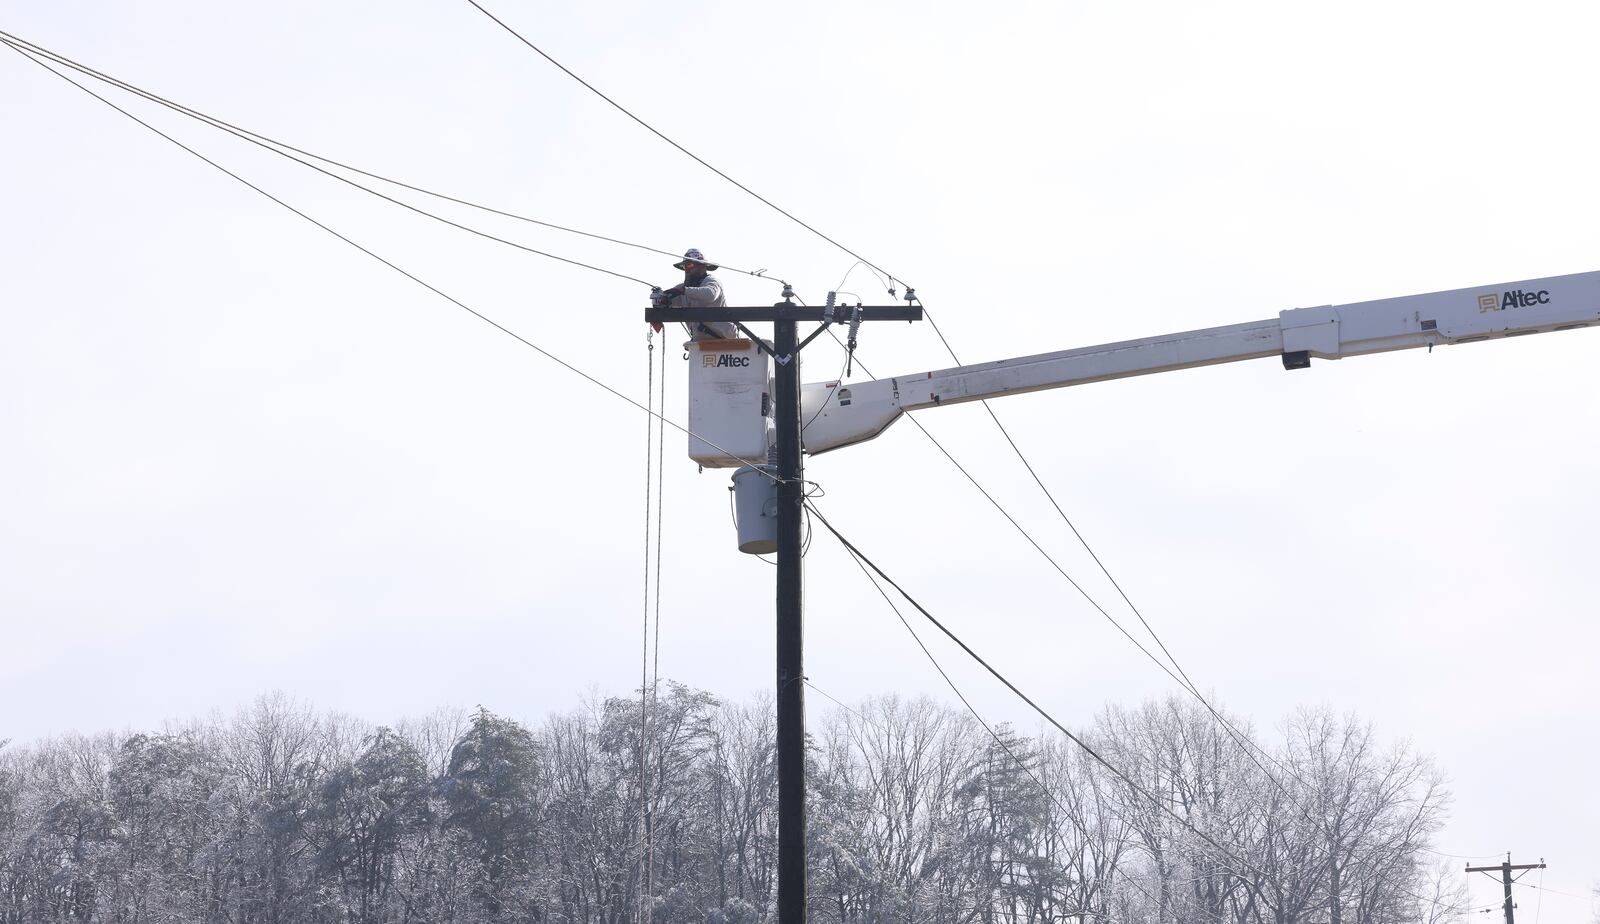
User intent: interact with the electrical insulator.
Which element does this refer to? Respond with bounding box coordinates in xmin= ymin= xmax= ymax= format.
xmin=846 ymin=306 xmax=864 ymax=377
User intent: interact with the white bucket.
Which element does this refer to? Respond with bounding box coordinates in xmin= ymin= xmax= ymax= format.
xmin=731 ymin=465 xmax=779 ymax=555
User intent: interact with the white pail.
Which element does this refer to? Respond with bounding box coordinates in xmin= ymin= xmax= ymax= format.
xmin=731 ymin=465 xmax=779 ymax=555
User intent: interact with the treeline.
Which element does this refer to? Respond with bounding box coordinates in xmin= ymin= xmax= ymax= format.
xmin=0 ymin=686 xmax=1465 ymax=924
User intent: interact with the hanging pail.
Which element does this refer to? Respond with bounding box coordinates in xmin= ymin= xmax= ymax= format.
xmin=732 ymin=465 xmax=779 ymax=555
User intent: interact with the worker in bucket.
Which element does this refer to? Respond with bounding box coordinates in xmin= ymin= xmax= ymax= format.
xmin=655 ymin=248 xmax=737 ymax=341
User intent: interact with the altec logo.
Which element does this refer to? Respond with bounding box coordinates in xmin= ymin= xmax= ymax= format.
xmin=1479 ymin=289 xmax=1551 ymax=312
xmin=702 ymin=353 xmax=752 ymax=368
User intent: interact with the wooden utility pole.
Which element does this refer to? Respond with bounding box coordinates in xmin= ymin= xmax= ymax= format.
xmin=646 ymin=294 xmax=921 ymax=924
xmin=1466 ymin=856 xmax=1545 ymax=924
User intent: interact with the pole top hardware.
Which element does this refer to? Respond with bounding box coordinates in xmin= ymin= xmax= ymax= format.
xmin=643 ymin=305 xmax=923 ymax=324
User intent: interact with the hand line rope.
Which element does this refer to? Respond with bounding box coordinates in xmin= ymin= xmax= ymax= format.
xmin=637 ymin=334 xmax=657 ymax=924
xmin=646 ymin=332 xmax=666 ymax=919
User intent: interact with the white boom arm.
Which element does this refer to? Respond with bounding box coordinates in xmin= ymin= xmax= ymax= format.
xmin=798 ymin=270 xmax=1600 ymax=455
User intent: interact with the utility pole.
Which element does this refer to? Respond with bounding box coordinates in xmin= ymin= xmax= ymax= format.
xmin=771 ymin=303 xmax=807 ymax=924
xmin=1466 ymin=856 xmax=1545 ymax=924
xmin=646 ymin=293 xmax=921 ymax=924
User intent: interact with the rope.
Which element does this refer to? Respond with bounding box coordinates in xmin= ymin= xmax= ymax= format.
xmin=646 ymin=334 xmax=666 ymax=920
xmin=637 ymin=333 xmax=655 ymax=924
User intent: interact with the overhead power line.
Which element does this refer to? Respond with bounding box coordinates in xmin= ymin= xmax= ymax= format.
xmin=469 ymin=0 xmax=1244 ymax=761
xmin=830 ymin=327 xmax=1489 ymax=907
xmin=4 ymin=39 xmax=779 ymax=484
xmin=803 ymin=500 xmax=1262 ymax=873
xmin=461 ymin=5 xmax=1230 ymax=748
xmin=0 ymin=29 xmax=791 ymax=289
xmin=810 ymin=499 xmax=1497 ymax=920
xmin=0 ymin=30 xmax=661 ymax=287
xmin=824 ymin=531 xmax=1182 ymax=913
xmin=444 ymin=10 xmax=1491 ymax=906
xmin=898 ymin=301 xmax=1348 ymax=822
xmin=815 ymin=325 xmax=1297 ymax=800
xmin=809 ymin=298 xmax=1258 ymax=802
xmin=463 ymin=0 xmax=897 ymax=289
xmin=800 ymin=678 xmax=1170 ymax=917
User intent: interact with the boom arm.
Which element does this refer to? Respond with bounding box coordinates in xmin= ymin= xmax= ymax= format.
xmin=799 ymin=270 xmax=1600 ymax=455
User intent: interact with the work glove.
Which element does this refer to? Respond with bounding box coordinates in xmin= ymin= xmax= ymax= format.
xmin=650 ymin=286 xmax=679 ymax=330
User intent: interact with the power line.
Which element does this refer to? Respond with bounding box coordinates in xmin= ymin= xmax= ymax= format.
xmin=810 ymin=499 xmax=1499 ymax=921
xmin=1513 ymin=881 xmax=1592 ymax=901
xmin=4 ymin=39 xmax=784 ymax=486
xmin=17 ymin=28 xmax=1494 ymax=921
xmin=0 ymin=30 xmax=789 ymax=288
xmin=463 ymin=0 xmax=897 ymax=289
xmin=18 ymin=22 xmax=1496 ymax=904
xmin=812 ymin=323 xmax=1298 ymax=801
xmin=812 ymin=326 xmax=1225 ymax=728
xmin=801 ymin=674 xmax=1166 ymax=914
xmin=0 ymin=31 xmax=659 ymax=288
xmin=826 ymin=535 xmax=1188 ymax=911
xmin=889 ymin=297 xmax=1358 ymax=831
xmin=820 ymin=291 xmax=1442 ymax=876
xmin=915 ymin=299 xmax=1243 ymax=727
xmin=464 ymin=0 xmax=1242 ymax=764
xmin=804 ymin=500 xmax=1263 ymax=874
xmin=895 ymin=401 xmax=1334 ymax=836
xmin=462 ymin=0 xmax=1287 ymax=784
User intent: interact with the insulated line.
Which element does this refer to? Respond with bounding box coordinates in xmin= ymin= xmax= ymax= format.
xmin=801 ymin=681 xmax=1153 ymax=920
xmin=0 ymin=29 xmax=790 ymax=285
xmin=907 ymin=300 xmax=1311 ymax=806
xmin=901 ymin=412 xmax=1198 ymax=692
xmin=463 ymin=0 xmax=894 ymax=288
xmin=829 ymin=535 xmax=1173 ymax=911
xmin=5 ymin=42 xmax=781 ymax=484
xmin=805 ymin=501 xmax=1261 ymax=875
xmin=810 ymin=500 xmax=1490 ymax=919
xmin=0 ymin=32 xmax=653 ymax=288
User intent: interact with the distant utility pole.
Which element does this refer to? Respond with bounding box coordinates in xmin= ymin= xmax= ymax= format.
xmin=646 ymin=292 xmax=921 ymax=924
xmin=1466 ymin=855 xmax=1545 ymax=924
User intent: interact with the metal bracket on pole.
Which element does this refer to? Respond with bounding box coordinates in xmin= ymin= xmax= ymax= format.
xmin=733 ymin=321 xmax=775 ymax=355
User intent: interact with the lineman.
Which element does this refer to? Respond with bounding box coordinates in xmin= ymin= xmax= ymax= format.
xmin=656 ymin=248 xmax=737 ymax=341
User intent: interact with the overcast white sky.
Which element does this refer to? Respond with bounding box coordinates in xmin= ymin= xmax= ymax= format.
xmin=3 ymin=0 xmax=1597 ymax=918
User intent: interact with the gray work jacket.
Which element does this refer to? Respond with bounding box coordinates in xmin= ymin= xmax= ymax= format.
xmin=679 ymin=273 xmax=737 ymax=341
